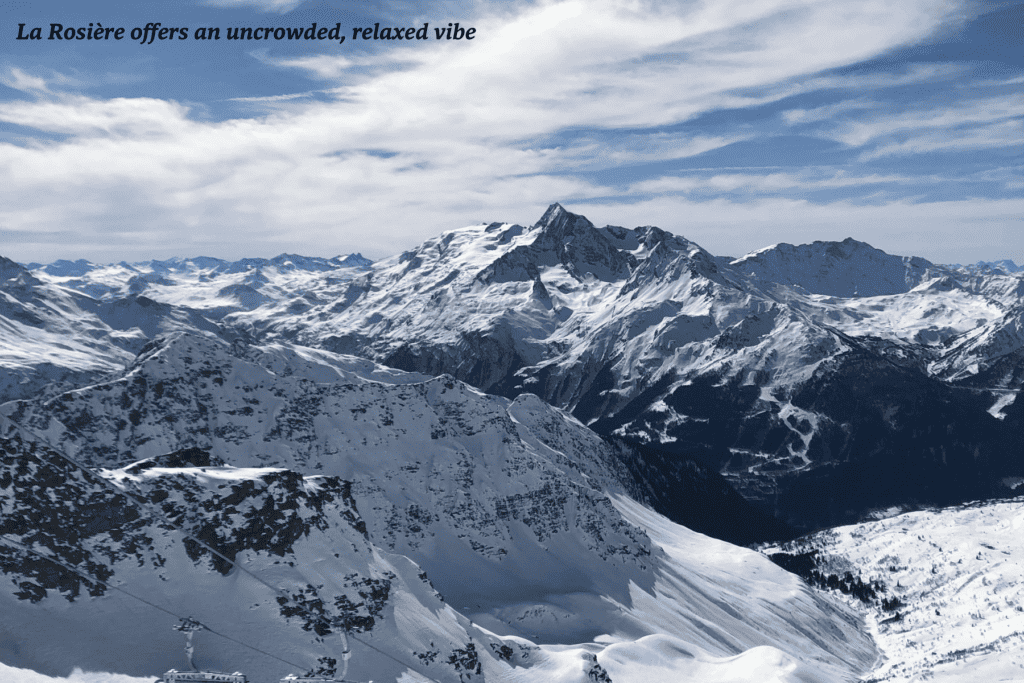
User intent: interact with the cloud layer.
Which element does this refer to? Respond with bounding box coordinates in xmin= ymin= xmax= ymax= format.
xmin=1 ymin=0 xmax=1020 ymax=264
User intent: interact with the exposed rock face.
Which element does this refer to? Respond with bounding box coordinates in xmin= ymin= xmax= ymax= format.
xmin=476 ymin=205 xmax=636 ymax=284
xmin=264 ymin=205 xmax=1021 ymax=530
xmin=3 ymin=204 xmax=1022 ymax=531
xmin=0 ymin=412 xmax=495 ymax=682
xmin=1 ymin=333 xmax=654 ymax=581
xmin=0 ymin=335 xmax=876 ymax=683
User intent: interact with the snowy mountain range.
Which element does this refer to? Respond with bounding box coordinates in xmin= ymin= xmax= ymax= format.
xmin=8 ymin=203 xmax=1019 ymax=529
xmin=0 ymin=202 xmax=1021 ymax=682
xmin=0 ymin=334 xmax=875 ymax=682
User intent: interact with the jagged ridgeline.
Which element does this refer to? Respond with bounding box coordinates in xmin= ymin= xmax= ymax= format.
xmin=1 ymin=209 xmax=1022 ymax=542
xmin=275 ymin=204 xmax=1023 ymax=531
xmin=0 ymin=333 xmax=879 ymax=682
xmin=4 ymin=206 xmax=1023 ymax=532
xmin=0 ymin=334 xmax=648 ymax=680
xmin=0 ymin=413 xmax=491 ymax=683
xmin=0 ymin=203 xmax=1021 ymax=683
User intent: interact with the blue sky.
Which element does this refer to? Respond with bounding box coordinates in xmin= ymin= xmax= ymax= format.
xmin=1 ymin=0 xmax=1022 ymax=265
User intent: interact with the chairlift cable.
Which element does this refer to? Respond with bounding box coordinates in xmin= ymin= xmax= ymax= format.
xmin=3 ymin=434 xmax=448 ymax=683
xmin=0 ymin=533 xmax=307 ymax=670
xmin=2 ymin=532 xmax=445 ymax=683
xmin=4 ymin=434 xmax=352 ymax=674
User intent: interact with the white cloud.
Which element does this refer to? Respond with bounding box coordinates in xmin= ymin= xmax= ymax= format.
xmin=0 ymin=0 xmax=969 ymax=262
xmin=792 ymin=93 xmax=1024 ymax=154
xmin=782 ymin=99 xmax=876 ymax=125
xmin=627 ymin=170 xmax=926 ymax=195
xmin=202 ymin=0 xmax=305 ymax=12
xmin=860 ymin=118 xmax=1024 ymax=159
xmin=259 ymin=54 xmax=356 ymax=80
xmin=0 ymin=95 xmax=192 ymax=137
xmin=1 ymin=68 xmax=50 ymax=94
xmin=226 ymin=92 xmax=318 ymax=103
xmin=795 ymin=62 xmax=968 ymax=94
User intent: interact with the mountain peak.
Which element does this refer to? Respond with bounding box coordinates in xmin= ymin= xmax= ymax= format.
xmin=826 ymin=237 xmax=889 ymax=258
xmin=533 ymin=202 xmax=596 ymax=238
xmin=537 ymin=202 xmax=566 ymax=224
xmin=335 ymin=253 xmax=373 ymax=268
xmin=41 ymin=258 xmax=96 ymax=277
xmin=957 ymin=259 xmax=1023 ymax=275
xmin=0 ymin=256 xmax=41 ymax=287
xmin=476 ymin=204 xmax=634 ymax=284
xmin=0 ymin=256 xmax=30 ymax=280
xmin=730 ymin=238 xmax=941 ymax=297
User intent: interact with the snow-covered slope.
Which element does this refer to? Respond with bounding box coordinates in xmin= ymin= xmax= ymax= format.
xmin=0 ymin=335 xmax=876 ymax=682
xmin=252 ymin=204 xmax=1020 ymax=529
xmin=929 ymin=303 xmax=1024 ymax=386
xmin=762 ymin=497 xmax=1024 ymax=682
xmin=0 ymin=662 xmax=155 ymax=683
xmin=0 ymin=414 xmax=507 ymax=683
xmin=0 ymin=253 xmax=372 ymax=404
xmin=4 ymin=203 xmax=1021 ymax=532
xmin=0 ymin=330 xmax=783 ymax=543
xmin=954 ymin=258 xmax=1023 ymax=275
xmin=8 ymin=203 xmax=1023 ymax=681
xmin=0 ymin=257 xmax=134 ymax=401
xmin=730 ymin=237 xmax=943 ymax=297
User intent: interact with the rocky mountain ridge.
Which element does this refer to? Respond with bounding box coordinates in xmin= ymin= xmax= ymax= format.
xmin=4 ymin=204 xmax=1022 ymax=531
xmin=266 ymin=204 xmax=1023 ymax=529
xmin=2 ymin=202 xmax=1019 ymax=681
xmin=0 ymin=334 xmax=875 ymax=682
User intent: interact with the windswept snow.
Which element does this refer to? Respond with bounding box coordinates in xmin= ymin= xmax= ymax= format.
xmin=0 ymin=332 xmax=875 ymax=683
xmin=0 ymin=663 xmax=156 ymax=683
xmin=763 ymin=497 xmax=1024 ymax=682
xmin=2 ymin=204 xmax=1022 ymax=682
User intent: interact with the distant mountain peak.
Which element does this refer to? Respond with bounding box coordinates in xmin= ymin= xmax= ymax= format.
xmin=335 ymin=253 xmax=373 ymax=268
xmin=0 ymin=255 xmax=32 ymax=280
xmin=473 ymin=204 xmax=634 ymax=284
xmin=533 ymin=202 xmax=596 ymax=239
xmin=40 ymin=258 xmax=96 ymax=277
xmin=955 ymin=259 xmax=1023 ymax=275
xmin=730 ymin=238 xmax=941 ymax=297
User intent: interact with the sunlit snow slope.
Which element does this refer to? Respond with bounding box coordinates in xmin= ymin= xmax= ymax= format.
xmin=763 ymin=498 xmax=1024 ymax=682
xmin=0 ymin=333 xmax=875 ymax=683
xmin=7 ymin=204 xmax=1024 ymax=529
